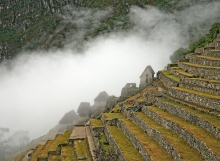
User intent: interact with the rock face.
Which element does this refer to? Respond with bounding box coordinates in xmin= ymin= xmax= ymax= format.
xmin=59 ymin=110 xmax=77 ymax=124
xmin=77 ymin=102 xmax=91 ymax=117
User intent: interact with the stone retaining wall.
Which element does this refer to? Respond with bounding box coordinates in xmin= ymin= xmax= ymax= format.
xmin=104 ymin=127 xmax=126 ymax=161
xmin=169 ymin=87 xmax=220 ymax=111
xmin=178 ymin=62 xmax=220 ymax=80
xmin=117 ymin=120 xmax=153 ymax=161
xmin=129 ymin=112 xmax=183 ymax=161
xmin=158 ymin=71 xmax=179 ymax=88
xmin=141 ymin=106 xmax=220 ymax=161
xmin=202 ymin=50 xmax=220 ymax=57
xmin=188 ymin=55 xmax=220 ymax=67
xmin=155 ymin=98 xmax=220 ymax=139
xmin=180 ymin=78 xmax=220 ymax=95
xmin=167 ymin=66 xmax=191 ymax=79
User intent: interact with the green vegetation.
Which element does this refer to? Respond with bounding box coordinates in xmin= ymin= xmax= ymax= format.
xmin=90 ymin=119 xmax=103 ymax=127
xmin=61 ymin=145 xmax=75 ymax=161
xmin=49 ymin=154 xmax=61 ymax=160
xmin=75 ymin=139 xmax=92 ymax=161
xmin=161 ymin=70 xmax=181 ymax=82
xmin=38 ymin=140 xmax=53 ymax=158
xmin=146 ymin=105 xmax=220 ymax=157
xmin=171 ymin=67 xmax=194 ymax=77
xmin=107 ymin=126 xmax=143 ymax=161
xmin=103 ymin=113 xmax=124 ymax=120
xmin=29 ymin=145 xmax=44 ymax=161
xmin=170 ymin=22 xmax=220 ymax=63
xmin=136 ymin=112 xmax=204 ymax=161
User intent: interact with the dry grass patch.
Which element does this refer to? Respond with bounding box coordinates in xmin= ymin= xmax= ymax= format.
xmin=181 ymin=62 xmax=220 ymax=69
xmin=75 ymin=139 xmax=92 ymax=161
xmin=147 ymin=106 xmax=220 ymax=157
xmin=29 ymin=144 xmax=44 ymax=161
xmin=90 ymin=119 xmax=103 ymax=127
xmin=173 ymin=87 xmax=220 ymax=100
xmin=61 ymin=145 xmax=75 ymax=161
xmin=110 ymin=104 xmax=121 ymax=113
xmin=156 ymin=80 xmax=168 ymax=90
xmin=49 ymin=154 xmax=61 ymax=160
xmin=38 ymin=140 xmax=53 ymax=158
xmin=103 ymin=113 xmax=124 ymax=120
xmin=196 ymin=55 xmax=220 ymax=61
xmin=136 ymin=112 xmax=204 ymax=161
xmin=161 ymin=70 xmax=180 ymax=82
xmin=121 ymin=119 xmax=173 ymax=161
xmin=158 ymin=97 xmax=220 ymax=129
xmin=107 ymin=126 xmax=144 ymax=161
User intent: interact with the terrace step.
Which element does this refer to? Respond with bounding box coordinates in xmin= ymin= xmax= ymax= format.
xmin=131 ymin=112 xmax=204 ymax=161
xmin=142 ymin=105 xmax=220 ymax=161
xmin=157 ymin=70 xmax=180 ymax=88
xmin=188 ymin=55 xmax=220 ymax=66
xmin=69 ymin=126 xmax=86 ymax=140
xmin=178 ymin=62 xmax=220 ymax=80
xmin=180 ymin=78 xmax=220 ymax=95
xmin=167 ymin=64 xmax=195 ymax=79
xmin=105 ymin=126 xmax=144 ymax=161
xmin=61 ymin=145 xmax=75 ymax=161
xmin=74 ymin=139 xmax=93 ymax=161
xmin=29 ymin=144 xmax=44 ymax=161
xmin=163 ymin=93 xmax=220 ymax=118
xmin=202 ymin=49 xmax=220 ymax=57
xmin=154 ymin=97 xmax=220 ymax=139
xmin=85 ymin=126 xmax=96 ymax=159
xmin=38 ymin=140 xmax=53 ymax=159
xmin=169 ymin=87 xmax=220 ymax=111
xmin=49 ymin=154 xmax=60 ymax=161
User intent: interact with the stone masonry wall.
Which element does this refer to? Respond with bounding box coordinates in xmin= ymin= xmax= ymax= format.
xmin=188 ymin=55 xmax=220 ymax=67
xmin=180 ymin=78 xmax=220 ymax=95
xmin=104 ymin=127 xmax=126 ymax=161
xmin=178 ymin=62 xmax=220 ymax=80
xmin=155 ymin=97 xmax=220 ymax=139
xmin=169 ymin=87 xmax=220 ymax=111
xmin=141 ymin=106 xmax=220 ymax=161
xmin=158 ymin=72 xmax=179 ymax=89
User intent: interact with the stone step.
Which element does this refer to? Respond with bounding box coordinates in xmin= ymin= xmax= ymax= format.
xmin=163 ymin=93 xmax=220 ymax=118
xmin=178 ymin=62 xmax=220 ymax=80
xmin=202 ymin=49 xmax=220 ymax=57
xmin=85 ymin=126 xmax=96 ymax=159
xmin=38 ymin=140 xmax=53 ymax=159
xmin=157 ymin=70 xmax=180 ymax=88
xmin=169 ymin=87 xmax=220 ymax=111
xmin=74 ymin=139 xmax=92 ymax=161
xmin=142 ymin=105 xmax=220 ymax=161
xmin=180 ymin=78 xmax=220 ymax=95
xmin=131 ymin=112 xmax=204 ymax=161
xmin=61 ymin=145 xmax=75 ymax=161
xmin=187 ymin=54 xmax=220 ymax=67
xmin=117 ymin=117 xmax=173 ymax=161
xmin=29 ymin=144 xmax=44 ymax=161
xmin=167 ymin=65 xmax=195 ymax=79
xmin=155 ymin=97 xmax=220 ymax=139
xmin=105 ymin=126 xmax=144 ymax=161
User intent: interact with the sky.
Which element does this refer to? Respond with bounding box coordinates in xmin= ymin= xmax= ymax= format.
xmin=1 ymin=2 xmax=220 ymax=140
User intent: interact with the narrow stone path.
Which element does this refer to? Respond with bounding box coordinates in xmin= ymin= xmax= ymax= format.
xmin=86 ymin=126 xmax=96 ymax=160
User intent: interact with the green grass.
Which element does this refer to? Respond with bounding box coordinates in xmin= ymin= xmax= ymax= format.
xmin=29 ymin=144 xmax=44 ymax=161
xmin=61 ymin=145 xmax=75 ymax=161
xmin=161 ymin=70 xmax=181 ymax=82
xmin=136 ymin=112 xmax=204 ymax=161
xmin=107 ymin=126 xmax=144 ymax=161
xmin=103 ymin=113 xmax=124 ymax=120
xmin=99 ymin=132 xmax=110 ymax=150
xmin=173 ymin=87 xmax=220 ymax=100
xmin=75 ymin=139 xmax=92 ymax=161
xmin=146 ymin=105 xmax=220 ymax=157
xmin=49 ymin=154 xmax=61 ymax=161
xmin=38 ymin=140 xmax=53 ymax=158
xmin=90 ymin=119 xmax=103 ymax=127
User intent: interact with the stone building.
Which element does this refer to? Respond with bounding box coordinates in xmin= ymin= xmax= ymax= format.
xmin=106 ymin=95 xmax=119 ymax=109
xmin=119 ymin=83 xmax=139 ymax=101
xmin=77 ymin=102 xmax=91 ymax=117
xmin=93 ymin=91 xmax=109 ymax=109
xmin=139 ymin=65 xmax=155 ymax=90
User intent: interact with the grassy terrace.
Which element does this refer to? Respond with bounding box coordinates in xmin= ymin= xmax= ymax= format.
xmin=186 ymin=78 xmax=220 ymax=84
xmin=99 ymin=132 xmax=109 ymax=149
xmin=90 ymin=119 xmax=103 ymax=127
xmin=15 ymin=150 xmax=29 ymax=161
xmin=103 ymin=113 xmax=125 ymax=120
xmin=146 ymin=106 xmax=220 ymax=157
xmin=120 ymin=119 xmax=173 ymax=161
xmin=171 ymin=67 xmax=194 ymax=77
xmin=49 ymin=154 xmax=61 ymax=161
xmin=29 ymin=144 xmax=44 ymax=161
xmin=136 ymin=112 xmax=204 ymax=161
xmin=106 ymin=126 xmax=144 ymax=161
xmin=38 ymin=140 xmax=53 ymax=158
xmin=75 ymin=139 xmax=92 ymax=161
xmin=172 ymin=87 xmax=220 ymax=100
xmin=48 ymin=130 xmax=72 ymax=152
xmin=181 ymin=62 xmax=220 ymax=69
xmin=158 ymin=97 xmax=220 ymax=129
xmin=156 ymin=80 xmax=168 ymax=90
xmin=196 ymin=55 xmax=220 ymax=61
xmin=61 ymin=145 xmax=75 ymax=161
xmin=110 ymin=104 xmax=121 ymax=113
xmin=161 ymin=70 xmax=180 ymax=82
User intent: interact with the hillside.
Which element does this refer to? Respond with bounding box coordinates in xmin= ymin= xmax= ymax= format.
xmin=14 ymin=34 xmax=220 ymax=160
xmin=0 ymin=0 xmax=219 ymax=62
